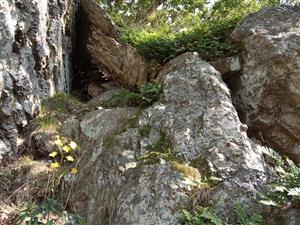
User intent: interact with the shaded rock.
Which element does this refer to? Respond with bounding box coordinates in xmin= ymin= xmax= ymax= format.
xmin=22 ymin=131 xmax=56 ymax=158
xmin=282 ymin=208 xmax=300 ymax=225
xmin=0 ymin=0 xmax=78 ymax=161
xmin=79 ymin=107 xmax=138 ymax=144
xmin=88 ymin=81 xmax=120 ymax=97
xmin=86 ymin=88 xmax=124 ymax=109
xmin=66 ymin=52 xmax=271 ymax=224
xmin=231 ymin=5 xmax=300 ymax=162
xmin=59 ymin=116 xmax=81 ymax=141
xmin=81 ymin=0 xmax=156 ymax=88
xmin=209 ymin=56 xmax=241 ymax=76
xmin=88 ymin=82 xmax=106 ymax=97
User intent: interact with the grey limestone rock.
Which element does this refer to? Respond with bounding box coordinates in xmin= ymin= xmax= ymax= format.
xmin=0 ymin=0 xmax=78 ymax=160
xmin=231 ymin=5 xmax=300 ymax=162
xmin=68 ymin=52 xmax=271 ymax=225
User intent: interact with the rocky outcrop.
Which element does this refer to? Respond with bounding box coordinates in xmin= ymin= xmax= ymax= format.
xmin=231 ymin=5 xmax=300 ymax=162
xmin=62 ymin=52 xmax=272 ymax=224
xmin=0 ymin=0 xmax=78 ymax=160
xmin=81 ymin=0 xmax=156 ymax=89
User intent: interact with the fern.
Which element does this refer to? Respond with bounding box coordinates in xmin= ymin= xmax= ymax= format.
xmin=182 ymin=207 xmax=224 ymax=225
xmin=262 ymin=148 xmax=284 ymax=167
xmin=182 ymin=209 xmax=194 ymax=222
xmin=200 ymin=208 xmax=223 ymax=225
xmin=287 ymin=187 xmax=300 ymax=199
xmin=260 ymin=148 xmax=300 ymax=207
xmin=182 ymin=203 xmax=263 ymax=225
xmin=234 ymin=203 xmax=262 ymax=225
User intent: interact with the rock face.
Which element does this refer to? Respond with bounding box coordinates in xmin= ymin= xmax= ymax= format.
xmin=81 ymin=0 xmax=156 ymax=88
xmin=63 ymin=52 xmax=271 ymax=225
xmin=231 ymin=5 xmax=300 ymax=162
xmin=0 ymin=0 xmax=78 ymax=159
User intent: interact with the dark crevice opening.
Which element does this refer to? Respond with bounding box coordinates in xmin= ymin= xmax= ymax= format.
xmin=222 ymin=71 xmax=268 ymax=148
xmin=71 ymin=5 xmax=111 ymax=102
xmin=222 ymin=71 xmax=247 ymax=124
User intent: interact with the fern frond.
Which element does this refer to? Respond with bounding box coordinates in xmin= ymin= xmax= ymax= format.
xmin=262 ymin=148 xmax=284 ymax=166
xmin=286 ymin=158 xmax=300 ymax=175
xmin=287 ymin=187 xmax=300 ymax=198
xmin=234 ymin=203 xmax=248 ymax=224
xmin=182 ymin=209 xmax=193 ymax=222
xmin=200 ymin=208 xmax=223 ymax=225
xmin=234 ymin=203 xmax=262 ymax=225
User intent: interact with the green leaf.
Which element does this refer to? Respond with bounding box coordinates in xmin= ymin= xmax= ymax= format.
xmin=199 ymin=208 xmax=223 ymax=225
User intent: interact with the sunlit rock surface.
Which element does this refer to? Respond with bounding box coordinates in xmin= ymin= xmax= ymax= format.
xmin=0 ymin=0 xmax=78 ymax=159
xmin=64 ymin=53 xmax=270 ymax=225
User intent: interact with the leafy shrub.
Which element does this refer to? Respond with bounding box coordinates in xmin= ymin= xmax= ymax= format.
xmin=99 ymin=0 xmax=282 ymax=63
xmin=259 ymin=148 xmax=300 ymax=207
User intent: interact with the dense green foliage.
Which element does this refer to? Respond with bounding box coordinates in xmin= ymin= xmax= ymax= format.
xmin=98 ymin=0 xmax=283 ymax=63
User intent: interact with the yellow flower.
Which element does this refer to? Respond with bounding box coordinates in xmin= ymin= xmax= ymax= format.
xmin=70 ymin=168 xmax=78 ymax=174
xmin=66 ymin=155 xmax=74 ymax=162
xmin=54 ymin=139 xmax=63 ymax=147
xmin=63 ymin=146 xmax=71 ymax=153
xmin=50 ymin=162 xmax=60 ymax=169
xmin=69 ymin=141 xmax=77 ymax=150
xmin=49 ymin=151 xmax=58 ymax=158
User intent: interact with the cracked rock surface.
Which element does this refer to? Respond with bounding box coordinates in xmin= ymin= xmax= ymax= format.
xmin=0 ymin=0 xmax=78 ymax=159
xmin=63 ymin=53 xmax=272 ymax=225
xmin=231 ymin=5 xmax=300 ymax=162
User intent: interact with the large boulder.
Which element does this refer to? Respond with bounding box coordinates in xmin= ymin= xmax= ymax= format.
xmin=81 ymin=0 xmax=156 ymax=89
xmin=66 ymin=53 xmax=271 ymax=224
xmin=230 ymin=5 xmax=300 ymax=162
xmin=0 ymin=0 xmax=78 ymax=160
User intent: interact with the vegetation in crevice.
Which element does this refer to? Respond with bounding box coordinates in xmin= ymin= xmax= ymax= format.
xmin=139 ymin=124 xmax=152 ymax=138
xmin=190 ymin=156 xmax=211 ymax=179
xmin=34 ymin=114 xmax=60 ymax=132
xmin=139 ymin=130 xmax=181 ymax=165
xmin=103 ymin=134 xmax=117 ymax=149
xmin=100 ymin=81 xmax=163 ymax=108
xmin=171 ymin=161 xmax=202 ymax=180
xmin=41 ymin=92 xmax=82 ymax=114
